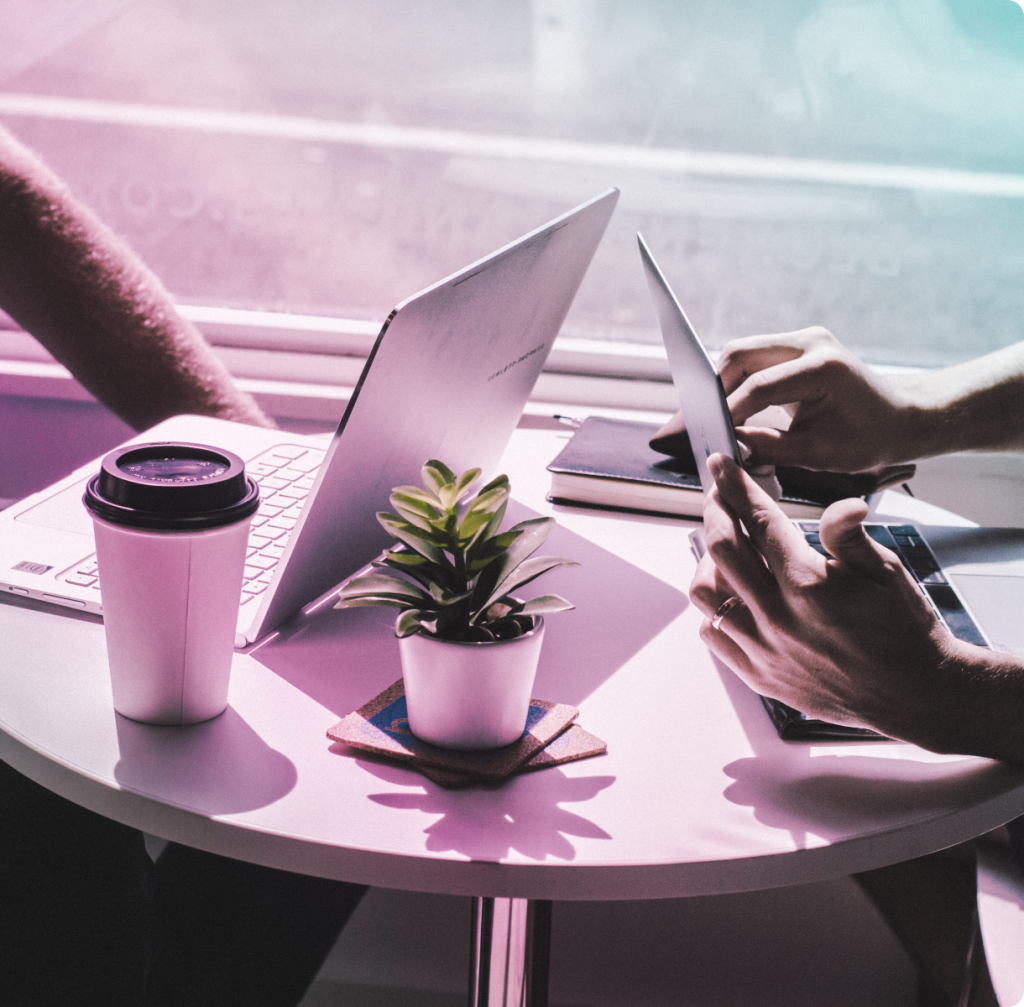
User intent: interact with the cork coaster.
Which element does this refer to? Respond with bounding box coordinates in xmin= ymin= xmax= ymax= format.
xmin=326 ymin=679 xmax=581 ymax=782
xmin=416 ymin=723 xmax=608 ymax=789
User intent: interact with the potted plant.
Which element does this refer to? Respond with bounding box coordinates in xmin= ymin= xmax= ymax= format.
xmin=335 ymin=460 xmax=577 ymax=750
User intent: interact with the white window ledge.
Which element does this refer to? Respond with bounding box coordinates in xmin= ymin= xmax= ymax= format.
xmin=4 ymin=306 xmax=1024 ymax=526
xmin=0 ymin=306 xmax=679 ymax=420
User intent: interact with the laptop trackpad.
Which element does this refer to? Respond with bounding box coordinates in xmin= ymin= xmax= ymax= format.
xmin=14 ymin=478 xmax=94 ymax=537
xmin=952 ymin=573 xmax=1024 ymax=657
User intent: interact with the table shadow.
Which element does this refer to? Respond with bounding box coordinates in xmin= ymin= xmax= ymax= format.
xmin=721 ymin=751 xmax=1023 ymax=846
xmin=252 ymin=500 xmax=689 ymax=717
xmin=710 ymin=655 xmax=1024 ymax=845
xmin=113 ymin=705 xmax=297 ymax=815
xmin=353 ymin=756 xmax=616 ymax=863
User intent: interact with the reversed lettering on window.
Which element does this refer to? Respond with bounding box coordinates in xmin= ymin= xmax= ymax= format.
xmin=13 ymin=561 xmax=54 ymax=575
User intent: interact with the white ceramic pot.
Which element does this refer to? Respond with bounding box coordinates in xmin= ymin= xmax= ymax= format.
xmin=399 ymin=619 xmax=545 ymax=750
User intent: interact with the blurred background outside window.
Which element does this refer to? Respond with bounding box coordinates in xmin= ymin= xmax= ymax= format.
xmin=2 ymin=0 xmax=1024 ymax=373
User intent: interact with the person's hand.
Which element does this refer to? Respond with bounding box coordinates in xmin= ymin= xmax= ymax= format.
xmin=717 ymin=327 xmax=914 ymax=471
xmin=688 ymin=453 xmax=967 ymax=746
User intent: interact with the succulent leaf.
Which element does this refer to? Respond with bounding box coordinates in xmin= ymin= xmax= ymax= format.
xmin=453 ymin=467 xmax=482 ymax=499
xmin=395 ymin=609 xmax=427 ymax=637
xmin=390 ymin=487 xmax=444 ymax=512
xmin=337 ymin=572 xmax=431 ymax=604
xmin=390 ymin=491 xmax=444 ymax=522
xmin=377 ymin=514 xmax=448 ymax=566
xmin=334 ymin=597 xmax=408 ymax=610
xmin=422 ymin=460 xmax=457 ymax=494
xmin=485 ymin=556 xmax=579 ymax=611
xmin=378 ymin=557 xmax=453 ymax=594
xmin=477 ymin=473 xmax=510 ymax=496
xmin=381 ymin=550 xmax=428 ymax=567
xmin=473 ymin=498 xmax=509 ymax=549
xmin=462 ymin=486 xmax=508 ymax=523
xmin=466 ymin=527 xmax=520 ymax=571
xmin=468 ymin=519 xmax=554 ymax=605
xmin=516 ymin=594 xmax=575 ymax=615
xmin=389 ymin=500 xmax=437 ymax=532
xmin=428 ymin=581 xmax=473 ymax=605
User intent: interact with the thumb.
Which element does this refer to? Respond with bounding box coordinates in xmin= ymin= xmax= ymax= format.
xmin=817 ymin=498 xmax=890 ymax=583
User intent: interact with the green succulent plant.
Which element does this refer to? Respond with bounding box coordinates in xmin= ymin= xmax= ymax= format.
xmin=334 ymin=460 xmax=577 ymax=642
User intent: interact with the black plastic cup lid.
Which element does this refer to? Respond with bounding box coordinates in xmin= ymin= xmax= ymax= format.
xmin=84 ymin=442 xmax=260 ymax=530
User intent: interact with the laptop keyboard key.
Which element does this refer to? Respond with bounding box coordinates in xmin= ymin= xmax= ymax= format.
xmin=257 ymin=475 xmax=290 ymax=491
xmin=288 ymin=450 xmax=326 ymax=473
xmin=253 ymin=525 xmax=286 ymax=541
xmin=865 ymin=525 xmax=899 ymax=549
xmin=64 ymin=573 xmax=97 ymax=587
xmin=925 ymin=585 xmax=988 ymax=647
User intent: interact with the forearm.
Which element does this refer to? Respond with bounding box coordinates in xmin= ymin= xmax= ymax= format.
xmin=898 ymin=641 xmax=1024 ymax=764
xmin=0 ymin=128 xmax=273 ymax=432
xmin=893 ymin=342 xmax=1024 ymax=459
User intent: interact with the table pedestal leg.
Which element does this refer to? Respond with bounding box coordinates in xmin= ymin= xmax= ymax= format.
xmin=469 ymin=897 xmax=552 ymax=1007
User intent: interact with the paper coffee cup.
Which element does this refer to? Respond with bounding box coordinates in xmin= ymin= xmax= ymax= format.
xmin=84 ymin=443 xmax=259 ymax=725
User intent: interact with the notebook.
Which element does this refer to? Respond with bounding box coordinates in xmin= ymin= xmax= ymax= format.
xmin=0 ymin=188 xmax=619 ymax=644
xmin=545 ymin=415 xmax=901 ymax=520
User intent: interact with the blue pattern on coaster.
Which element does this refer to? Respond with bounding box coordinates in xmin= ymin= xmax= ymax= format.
xmin=360 ymin=695 xmax=547 ymax=766
xmin=541 ymin=729 xmax=572 ymax=753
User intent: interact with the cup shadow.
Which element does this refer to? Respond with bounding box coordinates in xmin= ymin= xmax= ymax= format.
xmin=113 ymin=704 xmax=297 ymax=815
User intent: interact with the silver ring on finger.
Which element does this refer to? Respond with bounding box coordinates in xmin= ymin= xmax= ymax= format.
xmin=711 ymin=595 xmax=744 ymax=631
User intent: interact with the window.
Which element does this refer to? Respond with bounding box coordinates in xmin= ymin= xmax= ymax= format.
xmin=2 ymin=0 xmax=1023 ymax=376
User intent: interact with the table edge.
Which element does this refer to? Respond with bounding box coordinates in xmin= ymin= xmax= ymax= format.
xmin=4 ymin=723 xmax=1022 ymax=901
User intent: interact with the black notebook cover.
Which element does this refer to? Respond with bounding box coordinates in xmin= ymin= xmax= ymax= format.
xmin=549 ymin=416 xmax=703 ymax=490
xmin=547 ymin=416 xmax=880 ymax=516
xmin=759 ymin=696 xmax=889 ymax=742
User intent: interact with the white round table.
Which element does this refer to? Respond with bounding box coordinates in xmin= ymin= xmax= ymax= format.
xmin=3 ymin=428 xmax=1024 ymax=1004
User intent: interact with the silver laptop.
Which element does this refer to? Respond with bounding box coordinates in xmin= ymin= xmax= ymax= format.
xmin=637 ymin=231 xmax=1024 ymax=662
xmin=0 ymin=188 xmax=619 ymax=645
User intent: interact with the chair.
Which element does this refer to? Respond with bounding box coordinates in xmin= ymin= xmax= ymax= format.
xmin=976 ymin=842 xmax=1024 ymax=1007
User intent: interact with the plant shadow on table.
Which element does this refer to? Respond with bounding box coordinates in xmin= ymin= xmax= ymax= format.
xmin=350 ymin=755 xmax=616 ymax=862
xmin=711 ymin=656 xmax=1024 ymax=848
xmin=251 ymin=500 xmax=689 ymax=719
xmin=113 ymin=706 xmax=297 ymax=814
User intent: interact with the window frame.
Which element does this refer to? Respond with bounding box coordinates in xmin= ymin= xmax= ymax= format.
xmin=0 ymin=304 xmax=681 ymax=421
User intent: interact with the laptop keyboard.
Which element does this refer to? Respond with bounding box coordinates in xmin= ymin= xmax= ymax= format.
xmin=797 ymin=521 xmax=989 ymax=648
xmin=57 ymin=443 xmax=327 ymax=607
xmin=240 ymin=444 xmax=327 ymax=606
